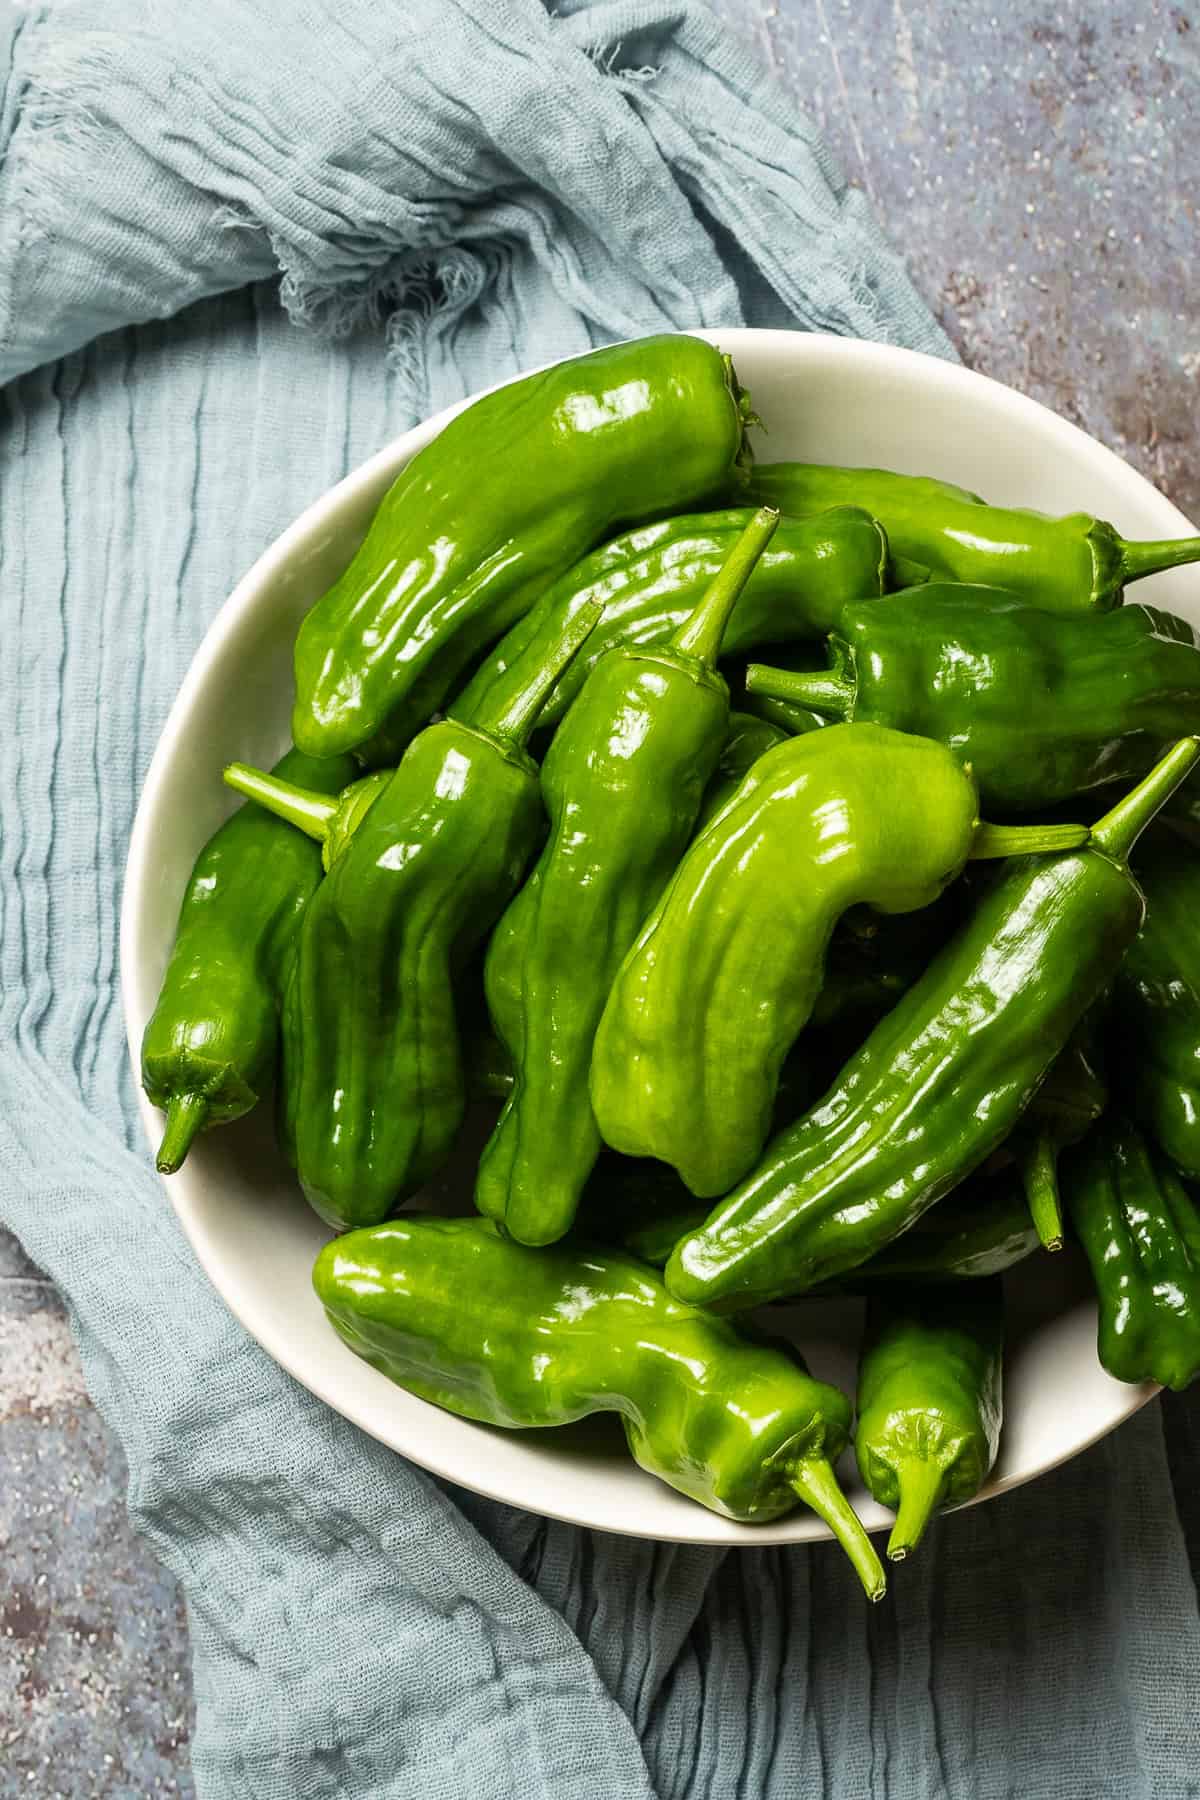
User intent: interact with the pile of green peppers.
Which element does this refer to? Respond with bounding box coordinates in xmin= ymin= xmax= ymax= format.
xmin=141 ymin=334 xmax=1200 ymax=1598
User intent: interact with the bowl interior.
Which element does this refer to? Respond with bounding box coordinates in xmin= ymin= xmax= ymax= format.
xmin=121 ymin=330 xmax=1199 ymax=1545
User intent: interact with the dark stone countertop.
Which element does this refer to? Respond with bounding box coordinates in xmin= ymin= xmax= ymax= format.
xmin=3 ymin=4 xmax=1196 ymax=1793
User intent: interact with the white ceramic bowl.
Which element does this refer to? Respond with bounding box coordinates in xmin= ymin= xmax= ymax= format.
xmin=121 ymin=330 xmax=1200 ymax=1545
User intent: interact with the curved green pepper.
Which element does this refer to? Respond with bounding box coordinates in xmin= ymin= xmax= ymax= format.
xmin=233 ymin=606 xmax=597 ymax=1229
xmin=851 ymin=1168 xmax=1038 ymax=1284
xmin=597 ymin=1162 xmax=1038 ymax=1284
xmin=1013 ymin=1013 xmax=1107 ymax=1251
xmin=292 ymin=335 xmax=753 ymax=760
xmin=314 ymin=1215 xmax=886 ymax=1597
xmin=448 ymin=504 xmax=887 ymax=741
xmin=1111 ymin=825 xmax=1200 ymax=1180
xmin=1064 ymin=1114 xmax=1200 ymax=1391
xmin=746 ymin=591 xmax=1200 ymax=815
xmin=141 ymin=747 xmax=358 ymax=1173
xmin=591 ymin=722 xmax=1089 ymax=1199
xmin=745 ymin=461 xmax=1200 ymax=611
xmin=665 ymin=740 xmax=1200 ymax=1311
xmin=855 ymin=1279 xmax=1004 ymax=1561
xmin=478 ymin=510 xmax=779 ymax=1245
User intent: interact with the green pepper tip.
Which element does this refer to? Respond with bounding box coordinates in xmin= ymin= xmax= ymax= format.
xmin=744 ymin=661 xmax=853 ymax=720
xmin=787 ymin=1458 xmax=887 ymax=1602
xmin=155 ymin=1091 xmax=208 ymax=1174
xmin=472 ymin=600 xmax=603 ymax=747
xmin=669 ymin=507 xmax=780 ymax=668
xmin=1090 ymin=737 xmax=1200 ymax=864
xmin=223 ymin=761 xmax=340 ymax=846
xmin=885 ymin=1457 xmax=949 ymax=1562
xmin=1116 ymin=531 xmax=1200 ymax=588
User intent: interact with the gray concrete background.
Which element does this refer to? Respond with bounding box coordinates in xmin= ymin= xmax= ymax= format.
xmin=2 ymin=3 xmax=1197 ymax=1793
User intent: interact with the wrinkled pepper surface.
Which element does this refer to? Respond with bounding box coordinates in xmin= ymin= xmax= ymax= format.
xmin=314 ymin=1215 xmax=886 ymax=1596
xmin=450 ymin=504 xmax=887 ymax=740
xmin=1111 ymin=825 xmax=1200 ymax=1181
xmin=232 ymin=606 xmax=597 ymax=1229
xmin=665 ymin=739 xmax=1200 ymax=1311
xmin=1064 ymin=1114 xmax=1200 ymax=1391
xmin=478 ymin=510 xmax=779 ymax=1245
xmin=141 ymin=747 xmax=357 ymax=1173
xmin=855 ymin=1279 xmax=1004 ymax=1560
xmin=292 ymin=334 xmax=754 ymax=760
xmin=592 ymin=723 xmax=1089 ymax=1199
xmin=745 ymin=460 xmax=1200 ymax=611
xmin=746 ymin=590 xmax=1200 ymax=814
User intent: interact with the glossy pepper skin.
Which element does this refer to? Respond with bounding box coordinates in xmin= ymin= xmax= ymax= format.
xmin=292 ymin=334 xmax=754 ymax=761
xmin=477 ymin=511 xmax=780 ymax=1245
xmin=746 ymin=590 xmax=1200 ymax=815
xmin=141 ymin=747 xmax=358 ymax=1173
xmin=850 ymin=1169 xmax=1038 ymax=1285
xmin=449 ymin=504 xmax=887 ymax=741
xmin=591 ymin=723 xmax=1088 ymax=1199
xmin=1064 ymin=1115 xmax=1200 ymax=1391
xmin=745 ymin=460 xmax=1200 ymax=611
xmin=238 ymin=608 xmax=597 ymax=1230
xmin=314 ymin=1215 xmax=885 ymax=1597
xmin=1111 ymin=826 xmax=1200 ymax=1180
xmin=855 ymin=1279 xmax=1004 ymax=1561
xmin=1013 ymin=1013 xmax=1107 ymax=1251
xmin=598 ymin=1162 xmax=1038 ymax=1284
xmin=665 ymin=740 xmax=1200 ymax=1312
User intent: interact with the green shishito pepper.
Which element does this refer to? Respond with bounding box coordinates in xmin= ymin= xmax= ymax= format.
xmin=478 ymin=510 xmax=779 ymax=1246
xmin=1064 ymin=1114 xmax=1200 ymax=1391
xmin=141 ymin=747 xmax=358 ymax=1174
xmin=1013 ymin=1014 xmax=1107 ymax=1251
xmin=226 ymin=606 xmax=598 ymax=1231
xmin=745 ymin=591 xmax=1200 ymax=815
xmin=1111 ymin=826 xmax=1200 ymax=1181
xmin=855 ymin=1280 xmax=1004 ymax=1561
xmin=314 ymin=1215 xmax=886 ymax=1598
xmin=851 ymin=1168 xmax=1038 ymax=1285
xmin=292 ymin=334 xmax=755 ymax=761
xmin=591 ymin=722 xmax=1089 ymax=1200
xmin=665 ymin=740 xmax=1200 ymax=1312
xmin=449 ymin=505 xmax=887 ymax=743
xmin=745 ymin=461 xmax=1200 ymax=612
xmin=598 ymin=1162 xmax=1038 ymax=1285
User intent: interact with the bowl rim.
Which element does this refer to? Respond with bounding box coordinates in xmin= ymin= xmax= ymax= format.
xmin=121 ymin=327 xmax=1186 ymax=1545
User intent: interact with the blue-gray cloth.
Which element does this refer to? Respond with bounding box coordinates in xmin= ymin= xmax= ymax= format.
xmin=2 ymin=3 xmax=1198 ymax=1796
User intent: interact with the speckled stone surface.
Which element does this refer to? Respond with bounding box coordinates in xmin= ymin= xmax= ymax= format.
xmin=2 ymin=5 xmax=1196 ymax=1794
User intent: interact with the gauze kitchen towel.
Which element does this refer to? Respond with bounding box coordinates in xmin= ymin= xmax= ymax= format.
xmin=1 ymin=3 xmax=1198 ymax=1797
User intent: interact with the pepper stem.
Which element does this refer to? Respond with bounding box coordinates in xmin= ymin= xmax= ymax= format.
xmin=1023 ymin=1133 xmax=1064 ymax=1251
xmin=1118 ymin=535 xmax=1200 ymax=586
xmin=886 ymin=1457 xmax=949 ymax=1562
xmin=745 ymin=663 xmax=854 ymax=718
xmin=788 ymin=1458 xmax=887 ymax=1601
xmin=671 ymin=506 xmax=780 ymax=667
xmin=156 ymin=1092 xmax=208 ymax=1174
xmin=1090 ymin=738 xmax=1200 ymax=863
xmin=474 ymin=602 xmax=602 ymax=748
xmin=223 ymin=762 xmax=338 ymax=844
xmin=969 ymin=820 xmax=1090 ymax=860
